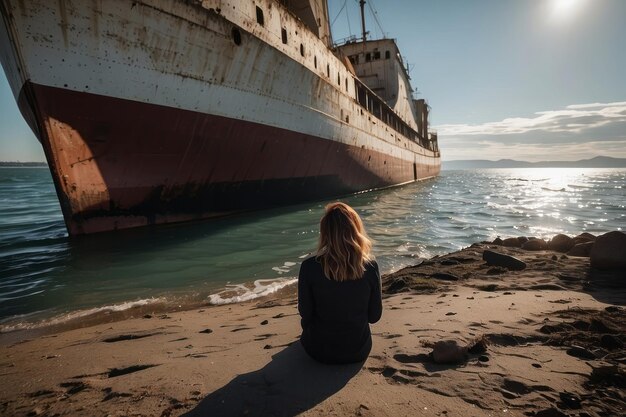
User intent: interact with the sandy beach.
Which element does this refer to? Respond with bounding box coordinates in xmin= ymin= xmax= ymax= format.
xmin=1 ymin=241 xmax=624 ymax=417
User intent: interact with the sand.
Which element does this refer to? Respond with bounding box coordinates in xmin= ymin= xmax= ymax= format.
xmin=1 ymin=243 xmax=624 ymax=417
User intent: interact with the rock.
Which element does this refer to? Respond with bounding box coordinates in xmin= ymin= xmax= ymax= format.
xmin=386 ymin=278 xmax=408 ymax=293
xmin=439 ymin=259 xmax=460 ymax=266
xmin=260 ymin=320 xmax=268 ymax=325
xmin=567 ymin=241 xmax=593 ymax=257
xmin=566 ymin=345 xmax=595 ymax=360
xmin=590 ymin=231 xmax=626 ymax=269
xmin=486 ymin=267 xmax=507 ymax=275
xmin=431 ymin=340 xmax=468 ymax=364
xmin=558 ymin=392 xmax=582 ymax=409
xmin=548 ymin=234 xmax=575 ymax=252
xmin=517 ymin=236 xmax=529 ymax=244
xmin=478 ymin=355 xmax=489 ymax=362
xmin=573 ymin=232 xmax=596 ymax=245
xmin=492 ymin=237 xmax=503 ymax=245
xmin=534 ymin=408 xmax=568 ymax=417
xmin=600 ymin=334 xmax=623 ymax=350
xmin=589 ymin=318 xmax=616 ymax=333
xmin=483 ymin=250 xmax=527 ymax=271
xmin=522 ymin=239 xmax=547 ymax=251
xmin=431 ymin=272 xmax=460 ymax=281
xmin=199 ymin=329 xmax=213 ymax=334
xmin=502 ymin=237 xmax=522 ymax=248
xmin=539 ymin=323 xmax=574 ymax=334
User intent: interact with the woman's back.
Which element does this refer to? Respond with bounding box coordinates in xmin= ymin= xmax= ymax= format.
xmin=297 ymin=202 xmax=383 ymax=364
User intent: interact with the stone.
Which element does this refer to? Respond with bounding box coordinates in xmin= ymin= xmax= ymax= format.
xmin=600 ymin=334 xmax=623 ymax=350
xmin=522 ymin=239 xmax=547 ymax=251
xmin=590 ymin=231 xmax=626 ymax=270
xmin=431 ymin=272 xmax=460 ymax=281
xmin=492 ymin=237 xmax=503 ymax=245
xmin=483 ymin=250 xmax=527 ymax=271
xmin=566 ymin=345 xmax=595 ymax=360
xmin=548 ymin=234 xmax=575 ymax=252
xmin=567 ymin=241 xmax=594 ymax=257
xmin=573 ymin=232 xmax=596 ymax=245
xmin=558 ymin=392 xmax=582 ymax=409
xmin=534 ymin=408 xmax=568 ymax=417
xmin=502 ymin=237 xmax=521 ymax=248
xmin=431 ymin=340 xmax=468 ymax=364
xmin=517 ymin=236 xmax=529 ymax=244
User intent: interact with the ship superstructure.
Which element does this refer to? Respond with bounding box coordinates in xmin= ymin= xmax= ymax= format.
xmin=0 ymin=0 xmax=440 ymax=235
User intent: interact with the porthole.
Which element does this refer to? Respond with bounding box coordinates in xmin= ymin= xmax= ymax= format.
xmin=256 ymin=6 xmax=264 ymax=26
xmin=232 ymin=28 xmax=242 ymax=45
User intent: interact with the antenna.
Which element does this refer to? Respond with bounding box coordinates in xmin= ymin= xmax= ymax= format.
xmin=360 ymin=0 xmax=366 ymax=42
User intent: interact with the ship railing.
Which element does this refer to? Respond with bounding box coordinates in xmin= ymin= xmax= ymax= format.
xmin=333 ymin=35 xmax=360 ymax=48
xmin=354 ymin=78 xmax=427 ymax=147
xmin=428 ymin=131 xmax=439 ymax=153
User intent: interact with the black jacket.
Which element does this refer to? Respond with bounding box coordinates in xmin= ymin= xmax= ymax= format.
xmin=297 ymin=257 xmax=382 ymax=364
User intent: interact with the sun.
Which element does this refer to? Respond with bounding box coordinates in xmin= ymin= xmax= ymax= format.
xmin=550 ymin=0 xmax=588 ymax=22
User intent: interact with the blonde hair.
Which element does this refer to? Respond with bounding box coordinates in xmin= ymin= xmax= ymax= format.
xmin=316 ymin=202 xmax=372 ymax=281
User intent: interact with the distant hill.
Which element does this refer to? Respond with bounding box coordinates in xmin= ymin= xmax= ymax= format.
xmin=443 ymin=156 xmax=626 ymax=170
xmin=0 ymin=161 xmax=47 ymax=167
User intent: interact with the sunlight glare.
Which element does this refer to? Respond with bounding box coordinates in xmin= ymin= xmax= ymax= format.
xmin=550 ymin=0 xmax=588 ymax=22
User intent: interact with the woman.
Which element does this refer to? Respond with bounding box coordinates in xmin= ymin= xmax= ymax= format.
xmin=298 ymin=202 xmax=383 ymax=364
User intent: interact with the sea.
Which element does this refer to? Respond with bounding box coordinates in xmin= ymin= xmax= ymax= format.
xmin=0 ymin=167 xmax=624 ymax=332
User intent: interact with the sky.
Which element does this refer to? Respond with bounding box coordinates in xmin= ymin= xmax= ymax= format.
xmin=1 ymin=0 xmax=625 ymax=162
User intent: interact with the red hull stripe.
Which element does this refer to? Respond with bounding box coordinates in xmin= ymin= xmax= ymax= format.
xmin=23 ymin=83 xmax=440 ymax=234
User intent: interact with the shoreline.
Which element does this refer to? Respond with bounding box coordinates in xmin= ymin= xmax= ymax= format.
xmin=1 ymin=239 xmax=624 ymax=416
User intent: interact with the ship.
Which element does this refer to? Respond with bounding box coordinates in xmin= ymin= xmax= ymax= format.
xmin=0 ymin=0 xmax=440 ymax=235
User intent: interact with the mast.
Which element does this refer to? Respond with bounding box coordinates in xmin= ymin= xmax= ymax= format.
xmin=360 ymin=0 xmax=366 ymax=42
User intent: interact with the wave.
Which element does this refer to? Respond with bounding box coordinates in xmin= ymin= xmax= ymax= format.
xmin=0 ymin=297 xmax=166 ymax=333
xmin=208 ymin=278 xmax=297 ymax=305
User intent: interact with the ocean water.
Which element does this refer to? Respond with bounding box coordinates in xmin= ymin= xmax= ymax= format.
xmin=0 ymin=167 xmax=624 ymax=331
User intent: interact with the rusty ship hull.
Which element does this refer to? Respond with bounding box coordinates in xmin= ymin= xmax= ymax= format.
xmin=0 ymin=0 xmax=441 ymax=235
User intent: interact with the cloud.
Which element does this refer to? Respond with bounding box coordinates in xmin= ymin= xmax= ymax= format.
xmin=441 ymin=140 xmax=626 ymax=162
xmin=435 ymin=101 xmax=626 ymax=136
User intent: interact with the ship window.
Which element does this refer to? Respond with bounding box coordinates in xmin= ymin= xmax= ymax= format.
xmin=337 ymin=73 xmax=341 ymax=85
xmin=326 ymin=64 xmax=330 ymax=77
xmin=232 ymin=28 xmax=242 ymax=45
xmin=314 ymin=56 xmax=317 ymax=68
xmin=365 ymin=52 xmax=371 ymax=62
xmin=281 ymin=28 xmax=288 ymax=44
xmin=300 ymin=43 xmax=305 ymax=57
xmin=256 ymin=6 xmax=264 ymax=26
xmin=374 ymin=51 xmax=380 ymax=60
xmin=385 ymin=50 xmax=390 ymax=59
xmin=345 ymin=78 xmax=348 ymax=91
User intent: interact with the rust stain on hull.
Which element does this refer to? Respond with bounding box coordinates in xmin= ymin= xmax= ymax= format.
xmin=26 ymin=82 xmax=439 ymax=235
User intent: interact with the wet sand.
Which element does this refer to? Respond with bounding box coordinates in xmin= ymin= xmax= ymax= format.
xmin=1 ymin=243 xmax=624 ymax=416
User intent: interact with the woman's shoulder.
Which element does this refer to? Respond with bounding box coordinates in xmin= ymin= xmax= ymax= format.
xmin=365 ymin=259 xmax=379 ymax=270
xmin=301 ymin=254 xmax=320 ymax=266
xmin=300 ymin=255 xmax=322 ymax=272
